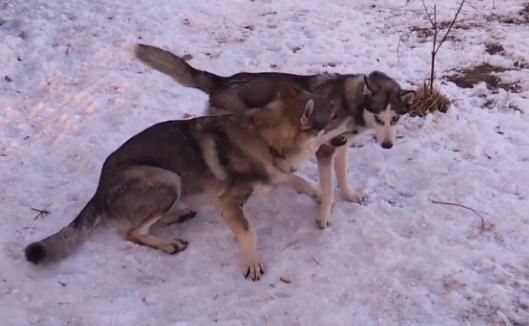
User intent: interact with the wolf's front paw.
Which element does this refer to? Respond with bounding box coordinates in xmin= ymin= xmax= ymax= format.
xmin=243 ymin=258 xmax=264 ymax=281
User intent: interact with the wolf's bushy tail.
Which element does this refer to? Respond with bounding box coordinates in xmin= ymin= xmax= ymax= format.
xmin=129 ymin=43 xmax=221 ymax=94
xmin=24 ymin=196 xmax=101 ymax=264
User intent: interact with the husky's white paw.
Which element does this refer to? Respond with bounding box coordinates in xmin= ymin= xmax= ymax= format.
xmin=315 ymin=213 xmax=332 ymax=230
xmin=342 ymin=190 xmax=365 ymax=203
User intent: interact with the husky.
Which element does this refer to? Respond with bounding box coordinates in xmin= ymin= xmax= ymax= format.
xmin=23 ymin=89 xmax=342 ymax=281
xmin=128 ymin=43 xmax=415 ymax=228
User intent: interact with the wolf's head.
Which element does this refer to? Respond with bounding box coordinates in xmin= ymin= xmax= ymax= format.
xmin=361 ymin=71 xmax=415 ymax=149
xmin=275 ymin=84 xmax=346 ymax=141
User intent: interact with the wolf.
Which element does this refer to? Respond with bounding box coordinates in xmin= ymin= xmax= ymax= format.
xmin=128 ymin=43 xmax=416 ymax=228
xmin=23 ymin=89 xmax=342 ymax=281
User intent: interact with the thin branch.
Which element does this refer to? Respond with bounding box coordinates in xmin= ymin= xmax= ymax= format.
xmin=434 ymin=0 xmax=467 ymax=54
xmin=431 ymin=200 xmax=486 ymax=235
xmin=421 ymin=0 xmax=467 ymax=91
xmin=31 ymin=203 xmax=53 ymax=220
xmin=305 ymin=249 xmax=320 ymax=265
xmin=422 ymin=1 xmax=436 ymax=27
xmin=443 ymin=270 xmax=463 ymax=279
xmin=431 ymin=5 xmax=438 ymax=90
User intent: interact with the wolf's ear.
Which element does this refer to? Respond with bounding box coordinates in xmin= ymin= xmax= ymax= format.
xmin=363 ymin=75 xmax=375 ymax=96
xmin=277 ymin=82 xmax=302 ymax=100
xmin=244 ymin=107 xmax=277 ymax=128
xmin=399 ymin=89 xmax=416 ymax=106
xmin=300 ymin=99 xmax=315 ymax=125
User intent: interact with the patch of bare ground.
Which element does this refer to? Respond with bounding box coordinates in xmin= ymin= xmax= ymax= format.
xmin=485 ymin=42 xmax=505 ymax=55
xmin=409 ymin=20 xmax=483 ymax=43
xmin=445 ymin=63 xmax=521 ymax=93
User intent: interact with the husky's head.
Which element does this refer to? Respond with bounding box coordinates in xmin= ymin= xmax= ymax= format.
xmin=360 ymin=71 xmax=415 ymax=149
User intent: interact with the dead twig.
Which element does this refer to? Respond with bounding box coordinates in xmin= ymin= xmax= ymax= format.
xmin=431 ymin=199 xmax=486 ymax=235
xmin=142 ymin=293 xmax=154 ymax=306
xmin=443 ymin=270 xmax=463 ymax=279
xmin=282 ymin=240 xmax=299 ymax=251
xmin=31 ymin=203 xmax=53 ymax=220
xmin=305 ymin=249 xmax=320 ymax=265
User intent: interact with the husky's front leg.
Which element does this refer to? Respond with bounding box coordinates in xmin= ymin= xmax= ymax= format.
xmin=314 ymin=144 xmax=336 ymax=229
xmin=334 ymin=145 xmax=365 ymax=203
xmin=278 ymin=174 xmax=322 ymax=204
xmin=218 ymin=185 xmax=264 ymax=281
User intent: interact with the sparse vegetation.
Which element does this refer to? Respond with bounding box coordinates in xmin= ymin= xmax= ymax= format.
xmin=405 ymin=1 xmax=529 ymax=116
xmin=409 ymin=0 xmax=467 ymax=117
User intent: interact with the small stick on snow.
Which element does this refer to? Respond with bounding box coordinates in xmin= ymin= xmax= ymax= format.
xmin=142 ymin=294 xmax=154 ymax=306
xmin=443 ymin=270 xmax=463 ymax=278
xmin=282 ymin=240 xmax=299 ymax=251
xmin=431 ymin=200 xmax=486 ymax=235
xmin=31 ymin=203 xmax=53 ymax=220
xmin=305 ymin=249 xmax=320 ymax=265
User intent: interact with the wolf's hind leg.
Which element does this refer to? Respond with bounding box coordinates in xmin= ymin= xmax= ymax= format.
xmin=106 ymin=166 xmax=189 ymax=254
xmin=154 ymin=207 xmax=197 ymax=228
xmin=126 ymin=213 xmax=188 ymax=254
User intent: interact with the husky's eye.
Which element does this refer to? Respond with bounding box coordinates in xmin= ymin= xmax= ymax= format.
xmin=374 ymin=115 xmax=384 ymax=125
xmin=392 ymin=115 xmax=400 ymax=123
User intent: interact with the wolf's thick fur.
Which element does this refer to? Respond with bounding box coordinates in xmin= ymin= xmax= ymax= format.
xmin=128 ymin=43 xmax=416 ymax=228
xmin=24 ymin=90 xmax=338 ymax=281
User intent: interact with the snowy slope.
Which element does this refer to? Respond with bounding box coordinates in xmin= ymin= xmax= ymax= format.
xmin=1 ymin=0 xmax=529 ymax=325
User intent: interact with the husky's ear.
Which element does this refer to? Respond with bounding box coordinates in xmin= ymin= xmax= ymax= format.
xmin=399 ymin=89 xmax=416 ymax=106
xmin=363 ymin=75 xmax=375 ymax=96
xmin=300 ymin=99 xmax=315 ymax=125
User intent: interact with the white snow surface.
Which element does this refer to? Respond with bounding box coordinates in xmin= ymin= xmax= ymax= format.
xmin=2 ymin=0 xmax=529 ymax=325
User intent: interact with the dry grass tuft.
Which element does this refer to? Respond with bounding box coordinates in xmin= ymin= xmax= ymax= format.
xmin=410 ymin=81 xmax=451 ymax=117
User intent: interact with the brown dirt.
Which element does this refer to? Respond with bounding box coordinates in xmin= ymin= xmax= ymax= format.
xmin=445 ymin=63 xmax=521 ymax=93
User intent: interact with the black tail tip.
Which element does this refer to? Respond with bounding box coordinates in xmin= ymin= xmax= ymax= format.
xmin=24 ymin=243 xmax=46 ymax=264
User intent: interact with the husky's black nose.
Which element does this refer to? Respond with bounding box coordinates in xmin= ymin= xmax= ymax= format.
xmin=381 ymin=141 xmax=393 ymax=149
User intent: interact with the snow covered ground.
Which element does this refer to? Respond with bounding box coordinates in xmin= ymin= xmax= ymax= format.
xmin=2 ymin=0 xmax=529 ymax=325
